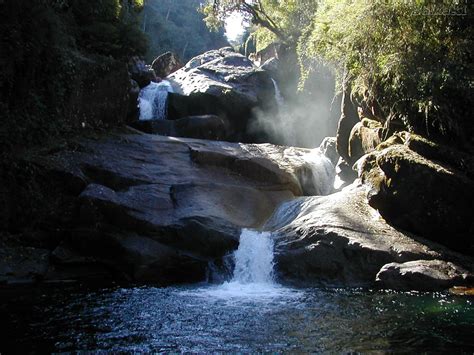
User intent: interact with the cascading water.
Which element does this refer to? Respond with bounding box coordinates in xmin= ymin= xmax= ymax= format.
xmin=231 ymin=229 xmax=274 ymax=284
xmin=271 ymin=78 xmax=284 ymax=108
xmin=139 ymin=80 xmax=174 ymax=120
xmin=183 ymin=228 xmax=299 ymax=299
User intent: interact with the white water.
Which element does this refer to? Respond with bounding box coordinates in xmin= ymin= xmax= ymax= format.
xmin=139 ymin=80 xmax=174 ymax=121
xmin=232 ymin=229 xmax=274 ymax=284
xmin=182 ymin=229 xmax=299 ymax=300
xmin=271 ymin=78 xmax=284 ymax=108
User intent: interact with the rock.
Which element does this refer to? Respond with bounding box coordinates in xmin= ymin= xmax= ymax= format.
xmin=132 ymin=115 xmax=229 ymax=141
xmin=167 ymin=47 xmax=275 ymax=140
xmin=319 ymin=137 xmax=339 ymax=166
xmin=359 ymin=145 xmax=474 ymax=254
xmin=400 ymin=132 xmax=474 ymax=179
xmin=376 ymin=259 xmax=474 ymax=291
xmin=151 ymin=52 xmax=183 ymax=78
xmin=0 ymin=240 xmax=50 ymax=284
xmin=173 ymin=115 xmax=228 ymax=140
xmin=128 ymin=56 xmax=158 ymax=88
xmin=127 ymin=79 xmax=140 ymax=123
xmin=335 ymin=157 xmax=357 ymax=187
xmin=30 ymin=129 xmax=333 ymax=283
xmin=265 ymin=185 xmax=474 ymax=287
xmin=336 ymin=85 xmax=360 ymax=161
xmin=348 ymin=118 xmax=382 ymax=164
xmin=260 ymin=57 xmax=279 ymax=73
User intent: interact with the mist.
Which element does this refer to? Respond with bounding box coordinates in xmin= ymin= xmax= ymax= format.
xmin=251 ymin=64 xmax=341 ymax=149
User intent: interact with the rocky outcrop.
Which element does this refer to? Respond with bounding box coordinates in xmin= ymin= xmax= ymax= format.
xmin=127 ymin=79 xmax=140 ymax=123
xmin=265 ymin=184 xmax=473 ymax=289
xmin=0 ymin=129 xmax=334 ymax=285
xmin=376 ymin=259 xmax=474 ymax=291
xmin=358 ymin=144 xmax=474 ymax=254
xmin=336 ymin=86 xmax=360 ymax=162
xmin=319 ymin=137 xmax=339 ymax=166
xmin=152 ymin=52 xmax=183 ymax=78
xmin=167 ymin=47 xmax=275 ymax=140
xmin=132 ymin=115 xmax=229 ymax=140
xmin=128 ymin=56 xmax=158 ymax=88
xmin=348 ymin=118 xmax=382 ymax=164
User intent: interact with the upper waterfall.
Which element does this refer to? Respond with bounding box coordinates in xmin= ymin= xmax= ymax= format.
xmin=271 ymin=78 xmax=284 ymax=108
xmin=139 ymin=80 xmax=174 ymax=121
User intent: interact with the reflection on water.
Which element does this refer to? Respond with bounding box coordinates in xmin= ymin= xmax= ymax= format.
xmin=0 ymin=284 xmax=472 ymax=353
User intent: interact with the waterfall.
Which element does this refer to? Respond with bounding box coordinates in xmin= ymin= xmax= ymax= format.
xmin=139 ymin=80 xmax=174 ymax=121
xmin=232 ymin=229 xmax=274 ymax=284
xmin=271 ymin=78 xmax=284 ymax=108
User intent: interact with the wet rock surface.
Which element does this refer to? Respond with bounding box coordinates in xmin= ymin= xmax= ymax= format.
xmin=1 ymin=129 xmax=333 ymax=284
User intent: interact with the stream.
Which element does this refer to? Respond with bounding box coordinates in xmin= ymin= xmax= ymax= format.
xmin=1 ymin=229 xmax=473 ymax=352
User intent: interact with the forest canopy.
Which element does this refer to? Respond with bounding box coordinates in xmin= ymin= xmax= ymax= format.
xmin=142 ymin=0 xmax=228 ymax=62
xmin=204 ymin=0 xmax=474 ymax=144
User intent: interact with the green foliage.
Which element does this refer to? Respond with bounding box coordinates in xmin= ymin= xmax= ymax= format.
xmin=299 ymin=0 xmax=474 ymax=142
xmin=203 ymin=0 xmax=474 ymax=144
xmin=202 ymin=0 xmax=319 ymax=46
xmin=142 ymin=0 xmax=228 ymax=62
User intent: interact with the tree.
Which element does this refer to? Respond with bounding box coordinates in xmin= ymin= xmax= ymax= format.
xmin=142 ymin=0 xmax=228 ymax=62
xmin=300 ymin=0 xmax=474 ymax=142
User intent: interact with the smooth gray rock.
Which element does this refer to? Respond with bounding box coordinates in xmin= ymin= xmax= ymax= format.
xmin=376 ymin=259 xmax=474 ymax=291
xmin=265 ymin=184 xmax=474 ymax=288
xmin=32 ymin=128 xmax=333 ymax=283
xmin=167 ymin=48 xmax=275 ymax=139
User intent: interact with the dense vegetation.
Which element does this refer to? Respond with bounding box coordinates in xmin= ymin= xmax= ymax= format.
xmin=0 ymin=0 xmax=146 ymax=153
xmin=204 ymin=0 xmax=474 ymax=146
xmin=142 ymin=0 xmax=228 ymax=63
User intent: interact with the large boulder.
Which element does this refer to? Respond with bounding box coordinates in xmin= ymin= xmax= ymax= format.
xmin=128 ymin=56 xmax=158 ymax=88
xmin=319 ymin=137 xmax=339 ymax=166
xmin=376 ymin=259 xmax=474 ymax=291
xmin=336 ymin=86 xmax=360 ymax=162
xmin=151 ymin=51 xmax=183 ymax=78
xmin=265 ymin=185 xmax=474 ymax=289
xmin=359 ymin=144 xmax=474 ymax=254
xmin=348 ymin=118 xmax=383 ymax=164
xmin=132 ymin=115 xmax=229 ymax=140
xmin=26 ymin=129 xmax=334 ymax=284
xmin=167 ymin=47 xmax=276 ymax=140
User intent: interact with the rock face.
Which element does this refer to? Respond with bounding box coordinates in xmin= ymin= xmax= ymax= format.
xmin=265 ymin=185 xmax=473 ymax=289
xmin=319 ymin=137 xmax=339 ymax=166
xmin=348 ymin=118 xmax=382 ymax=164
xmin=128 ymin=56 xmax=158 ymax=88
xmin=132 ymin=115 xmax=229 ymax=141
xmin=359 ymin=144 xmax=474 ymax=254
xmin=167 ymin=47 xmax=275 ymax=140
xmin=152 ymin=51 xmax=183 ymax=78
xmin=336 ymin=86 xmax=360 ymax=162
xmin=376 ymin=259 xmax=474 ymax=291
xmin=4 ymin=129 xmax=334 ymax=284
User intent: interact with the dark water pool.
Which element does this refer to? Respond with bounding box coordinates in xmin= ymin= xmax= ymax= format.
xmin=0 ymin=283 xmax=473 ymax=353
